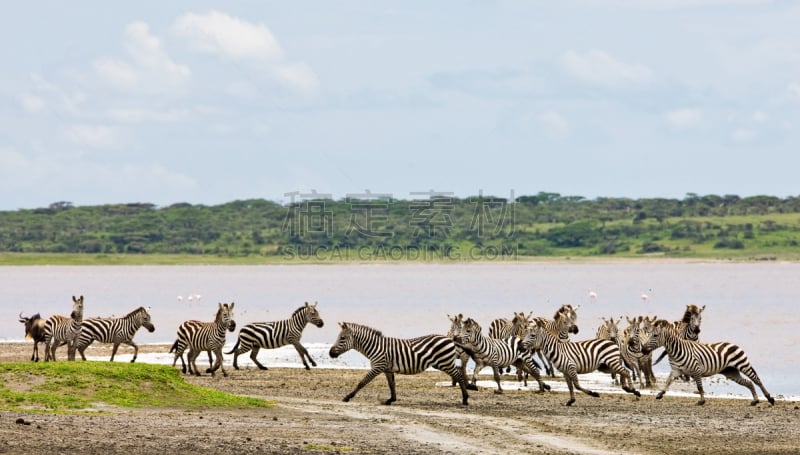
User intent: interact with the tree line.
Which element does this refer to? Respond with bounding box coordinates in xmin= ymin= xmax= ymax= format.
xmin=1 ymin=192 xmax=799 ymax=258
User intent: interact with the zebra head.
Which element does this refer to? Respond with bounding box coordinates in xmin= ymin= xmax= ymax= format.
xmin=511 ymin=311 xmax=533 ymax=336
xmin=303 ymin=301 xmax=324 ymax=328
xmin=625 ymin=316 xmax=643 ymax=354
xmin=329 ymin=322 xmax=354 ymax=358
xmin=446 ymin=313 xmax=464 ymax=340
xmin=139 ymin=306 xmax=155 ymax=333
xmin=683 ymin=304 xmax=705 ymax=339
xmin=555 ymin=304 xmax=579 ymax=335
xmin=460 ymin=318 xmax=482 ymax=347
xmin=71 ymin=295 xmax=84 ymax=322
xmin=639 ymin=318 xmax=670 ymax=354
xmin=519 ymin=320 xmax=546 ymax=352
xmin=217 ymin=302 xmax=236 ymax=332
xmin=598 ymin=316 xmax=621 ymax=341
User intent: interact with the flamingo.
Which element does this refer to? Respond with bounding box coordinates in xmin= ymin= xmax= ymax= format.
xmin=588 ymin=291 xmax=597 ymax=303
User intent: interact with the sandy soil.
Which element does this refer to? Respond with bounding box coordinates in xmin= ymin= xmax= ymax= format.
xmin=1 ymin=343 xmax=798 ymax=455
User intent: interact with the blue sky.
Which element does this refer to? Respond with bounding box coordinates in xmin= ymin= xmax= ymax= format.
xmin=2 ymin=1 xmax=799 ymax=210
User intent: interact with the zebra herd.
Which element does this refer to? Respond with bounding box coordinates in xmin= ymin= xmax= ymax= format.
xmin=18 ymin=296 xmax=775 ymax=408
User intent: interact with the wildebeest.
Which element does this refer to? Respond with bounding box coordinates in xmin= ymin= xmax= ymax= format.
xmin=19 ymin=312 xmax=47 ymax=361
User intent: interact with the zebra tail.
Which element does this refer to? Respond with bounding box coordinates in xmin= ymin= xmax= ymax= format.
xmin=169 ymin=339 xmax=178 ymax=353
xmin=653 ymin=350 xmax=667 ymax=365
xmin=224 ymin=339 xmax=240 ymax=355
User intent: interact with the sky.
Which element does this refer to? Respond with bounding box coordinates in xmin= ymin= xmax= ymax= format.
xmin=1 ymin=1 xmax=799 ymax=210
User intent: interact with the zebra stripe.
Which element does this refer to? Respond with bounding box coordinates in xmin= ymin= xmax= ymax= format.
xmin=521 ymin=317 xmax=640 ymax=406
xmin=76 ymin=306 xmax=155 ymax=362
xmin=446 ymin=313 xmax=473 ymax=388
xmin=641 ymin=319 xmax=774 ymax=406
xmin=460 ymin=317 xmax=549 ymax=393
xmin=328 ymin=321 xmax=469 ymax=405
xmin=43 ymin=295 xmax=84 ymax=362
xmin=533 ymin=304 xmax=579 ymax=377
xmin=170 ymin=302 xmax=235 ymax=377
xmin=488 ymin=311 xmax=531 ymax=339
xmin=227 ymin=301 xmax=324 ymax=370
xmin=595 ymin=316 xmax=647 ymax=388
xmin=653 ymin=304 xmax=705 ymax=367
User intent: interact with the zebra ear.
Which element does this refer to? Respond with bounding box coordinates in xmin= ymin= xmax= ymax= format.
xmin=229 ymin=302 xmax=235 ymax=310
xmin=339 ymin=322 xmax=347 ymax=329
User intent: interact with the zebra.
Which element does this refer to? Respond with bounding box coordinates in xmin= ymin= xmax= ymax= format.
xmin=488 ymin=311 xmax=532 ymax=338
xmin=43 ymin=295 xmax=84 ymax=362
xmin=640 ymin=319 xmax=774 ymax=406
xmin=653 ymin=304 xmax=705 ymax=368
xmin=595 ymin=316 xmax=646 ymax=387
xmin=459 ymin=317 xmax=550 ymax=393
xmin=76 ymin=306 xmax=155 ymax=362
xmin=328 ymin=321 xmax=469 ymax=406
xmin=226 ymin=301 xmax=324 ymax=370
xmin=446 ymin=313 xmax=476 ymax=390
xmin=170 ymin=302 xmax=236 ymax=377
xmin=520 ymin=311 xmax=641 ymax=406
xmin=533 ymin=304 xmax=579 ymax=377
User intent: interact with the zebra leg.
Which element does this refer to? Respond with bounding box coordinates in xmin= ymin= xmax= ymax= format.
xmin=249 ymin=346 xmax=269 ymax=370
xmin=110 ymin=343 xmax=121 ymax=362
xmin=383 ymin=372 xmax=397 ymax=405
xmin=207 ymin=348 xmax=227 ymax=377
xmin=693 ymin=375 xmax=706 ymax=406
xmin=745 ymin=367 xmax=775 ymax=406
xmin=125 ymin=341 xmax=139 ymax=363
xmin=614 ymin=367 xmax=641 ymax=397
xmin=519 ymin=357 xmax=550 ymax=393
xmin=471 ymin=358 xmax=486 ymax=388
xmin=343 ymin=368 xmax=383 ymax=402
xmin=187 ymin=349 xmax=202 ymax=376
xmin=721 ymin=367 xmax=761 ymax=406
xmin=565 ymin=365 xmax=600 ymax=403
xmin=439 ymin=363 xmax=470 ymax=406
xmin=491 ymin=366 xmax=504 ymax=394
xmin=655 ymin=368 xmax=682 ymax=401
xmin=293 ymin=342 xmax=316 ymax=369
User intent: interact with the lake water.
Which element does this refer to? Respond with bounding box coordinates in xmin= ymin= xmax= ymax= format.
xmin=2 ymin=262 xmax=798 ymax=400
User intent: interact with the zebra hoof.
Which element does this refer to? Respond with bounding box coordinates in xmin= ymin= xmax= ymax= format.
xmin=466 ymin=384 xmax=479 ymax=391
xmin=696 ymin=400 xmax=706 ymax=406
xmin=565 ymin=399 xmax=575 ymax=406
xmin=258 ymin=365 xmax=268 ymax=371
xmin=767 ymin=397 xmax=775 ymax=406
xmin=750 ymin=400 xmax=759 ymax=406
xmin=304 ymin=365 xmax=311 ymax=370
xmin=343 ymin=395 xmax=353 ymax=402
xmin=589 ymin=391 xmax=600 ymax=398
xmin=656 ymin=392 xmax=665 ymax=400
xmin=383 ymin=399 xmax=394 ymax=405
xmin=543 ymin=384 xmax=551 ymax=391
xmin=233 ymin=365 xmax=240 ymax=370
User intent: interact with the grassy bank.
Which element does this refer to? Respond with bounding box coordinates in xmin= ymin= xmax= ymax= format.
xmin=0 ymin=361 xmax=270 ymax=412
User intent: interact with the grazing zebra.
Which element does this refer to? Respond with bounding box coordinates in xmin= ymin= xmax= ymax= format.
xmin=170 ymin=302 xmax=236 ymax=377
xmin=43 ymin=295 xmax=85 ymax=362
xmin=76 ymin=306 xmax=155 ymax=362
xmin=226 ymin=301 xmax=324 ymax=370
xmin=640 ymin=319 xmax=774 ymax=406
xmin=520 ymin=313 xmax=641 ymax=406
xmin=328 ymin=321 xmax=469 ymax=406
xmin=533 ymin=304 xmax=579 ymax=377
xmin=459 ymin=317 xmax=550 ymax=393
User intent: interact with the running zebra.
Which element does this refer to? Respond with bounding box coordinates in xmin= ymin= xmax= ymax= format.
xmin=520 ymin=310 xmax=640 ymax=406
xmin=459 ymin=317 xmax=550 ymax=393
xmin=43 ymin=295 xmax=85 ymax=362
xmin=226 ymin=301 xmax=324 ymax=370
xmin=533 ymin=304 xmax=579 ymax=377
xmin=640 ymin=319 xmax=774 ymax=406
xmin=328 ymin=321 xmax=469 ymax=406
xmin=595 ymin=316 xmax=646 ymax=387
xmin=76 ymin=306 xmax=155 ymax=362
xmin=170 ymin=302 xmax=236 ymax=377
xmin=653 ymin=304 xmax=705 ymax=367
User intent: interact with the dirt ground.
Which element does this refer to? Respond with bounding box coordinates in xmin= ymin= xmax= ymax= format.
xmin=1 ymin=343 xmax=798 ymax=455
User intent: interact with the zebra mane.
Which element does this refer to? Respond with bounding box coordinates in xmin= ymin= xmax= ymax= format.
xmin=343 ymin=322 xmax=383 ymax=338
xmin=123 ymin=306 xmax=148 ymax=319
xmin=291 ymin=305 xmax=308 ymax=317
xmin=553 ymin=304 xmax=574 ymax=320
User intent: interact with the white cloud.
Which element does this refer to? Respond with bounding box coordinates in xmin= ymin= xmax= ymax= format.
xmin=560 ymin=50 xmax=653 ymax=88
xmin=19 ymin=94 xmax=46 ymax=113
xmin=788 ymin=82 xmax=800 ymax=99
xmin=173 ymin=11 xmax=283 ymax=61
xmin=66 ymin=124 xmax=119 ymax=148
xmin=732 ymin=128 xmax=758 ymax=142
xmin=664 ymin=109 xmax=702 ymax=129
xmin=108 ymin=107 xmax=190 ymax=123
xmin=273 ymin=62 xmax=320 ymax=95
xmin=752 ymin=111 xmax=768 ymax=124
xmin=538 ymin=111 xmax=570 ymax=139
xmin=94 ymin=21 xmax=190 ymax=93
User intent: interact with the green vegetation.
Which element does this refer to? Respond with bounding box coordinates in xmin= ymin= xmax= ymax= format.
xmin=1 ymin=192 xmax=800 ymax=263
xmin=0 ymin=361 xmax=270 ymax=412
